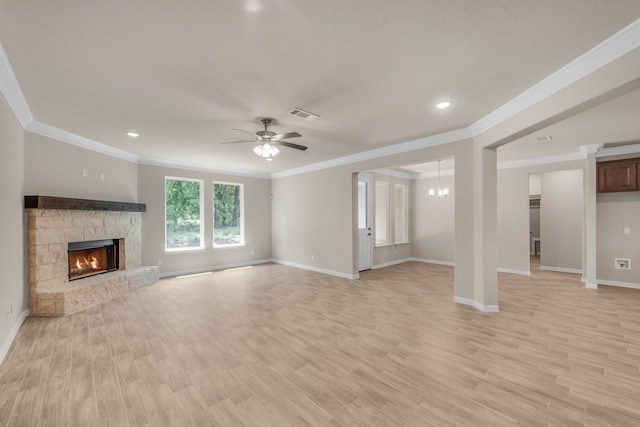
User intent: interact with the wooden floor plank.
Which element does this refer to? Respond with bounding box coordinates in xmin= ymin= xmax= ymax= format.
xmin=1 ymin=258 xmax=640 ymax=425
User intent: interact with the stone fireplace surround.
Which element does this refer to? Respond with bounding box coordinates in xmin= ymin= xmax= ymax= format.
xmin=26 ymin=196 xmax=159 ymax=316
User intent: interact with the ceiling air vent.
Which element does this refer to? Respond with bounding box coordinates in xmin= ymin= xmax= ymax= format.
xmin=288 ymin=108 xmax=319 ymax=121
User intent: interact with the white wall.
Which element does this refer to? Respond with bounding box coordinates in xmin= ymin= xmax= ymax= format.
xmin=137 ymin=164 xmax=272 ymax=276
xmin=271 ymin=166 xmax=354 ymax=277
xmin=597 ymin=191 xmax=640 ymax=285
xmin=540 ymin=169 xmax=583 ymax=272
xmin=24 ymin=132 xmax=138 ymax=201
xmin=0 ymin=94 xmax=26 ymax=363
xmin=497 ymin=161 xmax=584 ymax=274
xmin=411 ymin=175 xmax=455 ymax=263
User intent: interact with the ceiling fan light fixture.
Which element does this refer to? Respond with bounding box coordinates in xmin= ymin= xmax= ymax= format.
xmin=436 ymin=101 xmax=452 ymax=109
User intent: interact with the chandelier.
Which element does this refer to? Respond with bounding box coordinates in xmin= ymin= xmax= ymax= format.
xmin=428 ymin=159 xmax=449 ymax=198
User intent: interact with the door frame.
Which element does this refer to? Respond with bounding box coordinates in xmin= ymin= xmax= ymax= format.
xmin=358 ymin=173 xmax=373 ymax=271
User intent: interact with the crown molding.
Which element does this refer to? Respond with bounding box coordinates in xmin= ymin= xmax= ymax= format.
xmin=580 ymin=144 xmax=603 ymax=155
xmin=271 ymin=127 xmax=471 ymax=179
xmin=138 ymin=157 xmax=271 ymax=180
xmin=25 ymin=121 xmax=140 ymax=163
xmin=469 ymin=18 xmax=640 ymax=137
xmin=368 ymin=168 xmax=416 ymax=180
xmin=0 ymin=43 xmax=33 ymax=127
xmin=497 ymin=152 xmax=584 ymax=170
xmin=597 ymin=143 xmax=640 ymax=158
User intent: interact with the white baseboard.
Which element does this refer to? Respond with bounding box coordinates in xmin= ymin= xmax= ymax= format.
xmin=372 ymin=258 xmax=411 ymax=270
xmin=272 ymin=259 xmax=359 ymax=280
xmin=159 ymin=259 xmax=273 ymax=278
xmin=498 ymin=267 xmax=531 ymax=276
xmin=585 ymin=282 xmax=598 ymax=289
xmin=409 ymin=258 xmax=455 ymax=267
xmin=453 ymin=296 xmax=500 ymax=313
xmin=540 ymin=265 xmax=583 ymax=274
xmin=596 ymin=279 xmax=640 ymax=290
xmin=0 ymin=309 xmax=29 ymax=366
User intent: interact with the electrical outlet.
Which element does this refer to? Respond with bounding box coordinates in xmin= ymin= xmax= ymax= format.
xmin=311 ymin=254 xmax=315 ymax=261
xmin=82 ymin=168 xmax=87 ymax=177
xmin=615 ymin=258 xmax=630 ymax=270
xmin=157 ymin=259 xmax=162 ymax=266
xmin=99 ymin=172 xmax=105 ymax=181
xmin=624 ymin=227 xmax=631 ymax=235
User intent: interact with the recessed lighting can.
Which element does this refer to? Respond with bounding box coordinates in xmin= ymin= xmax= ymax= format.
xmin=127 ymin=131 xmax=140 ymax=138
xmin=436 ymin=101 xmax=452 ymax=109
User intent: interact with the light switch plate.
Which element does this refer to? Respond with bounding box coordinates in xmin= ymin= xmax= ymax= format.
xmin=624 ymin=227 xmax=631 ymax=235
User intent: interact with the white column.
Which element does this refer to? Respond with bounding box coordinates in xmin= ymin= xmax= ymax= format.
xmin=580 ymin=144 xmax=602 ymax=289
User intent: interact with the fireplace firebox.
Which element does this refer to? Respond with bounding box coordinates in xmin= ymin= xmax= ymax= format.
xmin=68 ymin=239 xmax=119 ymax=281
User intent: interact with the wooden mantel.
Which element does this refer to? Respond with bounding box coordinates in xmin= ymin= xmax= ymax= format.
xmin=24 ymin=195 xmax=146 ymax=212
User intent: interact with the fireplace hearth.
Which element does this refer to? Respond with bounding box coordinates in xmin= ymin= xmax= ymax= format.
xmin=68 ymin=239 xmax=119 ymax=281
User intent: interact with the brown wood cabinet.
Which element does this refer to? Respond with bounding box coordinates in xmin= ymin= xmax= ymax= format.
xmin=597 ymin=158 xmax=639 ymax=193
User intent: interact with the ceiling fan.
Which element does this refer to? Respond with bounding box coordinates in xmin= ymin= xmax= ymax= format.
xmin=221 ymin=118 xmax=307 ymax=161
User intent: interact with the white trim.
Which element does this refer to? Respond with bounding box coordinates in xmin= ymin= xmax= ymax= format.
xmin=410 ymin=257 xmax=455 ymax=267
xmin=540 ymin=265 xmax=583 ymax=274
xmin=26 ymin=121 xmax=140 ymax=163
xmin=469 ymin=18 xmax=640 ymax=137
xmin=415 ymin=169 xmax=455 ymax=180
xmin=372 ymin=258 xmax=411 ymax=270
xmin=580 ymin=144 xmax=603 ymax=155
xmin=453 ymin=296 xmax=499 ymax=313
xmin=596 ymin=279 xmax=640 ymax=290
xmin=369 ymin=168 xmax=415 ymax=180
xmin=498 ymin=267 xmax=531 ymax=276
xmin=0 ymin=309 xmax=29 ymax=366
xmin=597 ymin=143 xmax=640 ymax=159
xmin=139 ymin=157 xmax=271 ymax=180
xmin=271 ymin=259 xmax=359 ymax=279
xmin=271 ymin=128 xmax=471 ymax=179
xmin=497 ymin=152 xmax=584 ymax=170
xmin=159 ymin=259 xmax=272 ymax=278
xmin=0 ymin=43 xmax=33 ymax=127
xmin=585 ymin=282 xmax=598 ymax=289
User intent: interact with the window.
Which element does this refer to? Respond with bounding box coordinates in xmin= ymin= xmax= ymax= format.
xmin=395 ymin=184 xmax=409 ymax=244
xmin=165 ymin=177 xmax=204 ymax=251
xmin=375 ymin=181 xmax=389 ymax=246
xmin=213 ymin=182 xmax=244 ymax=247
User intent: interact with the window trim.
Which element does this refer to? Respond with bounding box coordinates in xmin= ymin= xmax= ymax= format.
xmin=164 ymin=176 xmax=205 ymax=253
xmin=394 ymin=183 xmax=409 ymax=244
xmin=375 ymin=181 xmax=390 ymax=247
xmin=213 ymin=181 xmax=245 ymax=248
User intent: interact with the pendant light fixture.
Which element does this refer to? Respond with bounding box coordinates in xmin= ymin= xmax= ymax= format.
xmin=429 ymin=160 xmax=449 ymax=198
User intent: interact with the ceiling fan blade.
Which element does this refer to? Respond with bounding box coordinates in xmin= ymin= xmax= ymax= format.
xmin=274 ymin=141 xmax=308 ymax=151
xmin=232 ymin=128 xmax=257 ymax=136
xmin=272 ymin=132 xmax=302 ymax=141
xmin=220 ymin=139 xmax=256 ymax=144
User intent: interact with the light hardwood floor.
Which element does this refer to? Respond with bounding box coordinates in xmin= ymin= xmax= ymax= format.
xmin=1 ymin=260 xmax=640 ymax=426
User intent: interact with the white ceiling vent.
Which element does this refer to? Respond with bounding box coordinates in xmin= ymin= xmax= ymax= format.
xmin=535 ymin=135 xmax=552 ymax=142
xmin=288 ymin=108 xmax=319 ymax=121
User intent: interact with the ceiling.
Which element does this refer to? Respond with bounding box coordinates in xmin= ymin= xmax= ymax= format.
xmin=1 ymin=1 xmax=640 ymax=174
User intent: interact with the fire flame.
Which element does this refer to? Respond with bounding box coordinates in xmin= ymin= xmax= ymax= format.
xmin=75 ymin=256 xmax=99 ymax=271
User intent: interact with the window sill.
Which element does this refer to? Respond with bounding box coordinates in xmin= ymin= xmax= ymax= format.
xmin=165 ymin=247 xmax=206 ymax=254
xmin=213 ymin=244 xmax=246 ymax=250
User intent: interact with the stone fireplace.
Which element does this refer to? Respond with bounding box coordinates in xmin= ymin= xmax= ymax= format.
xmin=26 ymin=195 xmax=159 ymax=316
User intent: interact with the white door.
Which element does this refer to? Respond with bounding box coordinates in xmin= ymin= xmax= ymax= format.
xmin=358 ymin=174 xmax=373 ymax=271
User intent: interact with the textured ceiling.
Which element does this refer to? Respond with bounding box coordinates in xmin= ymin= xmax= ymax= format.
xmin=1 ymin=1 xmax=640 ymax=173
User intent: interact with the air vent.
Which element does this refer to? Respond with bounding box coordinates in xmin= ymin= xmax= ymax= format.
xmin=535 ymin=136 xmax=552 ymax=142
xmin=529 ymin=198 xmax=540 ymax=209
xmin=288 ymin=108 xmax=319 ymax=121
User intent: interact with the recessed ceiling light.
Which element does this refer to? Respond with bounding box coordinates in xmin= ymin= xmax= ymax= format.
xmin=436 ymin=101 xmax=452 ymax=109
xmin=126 ymin=131 xmax=140 ymax=138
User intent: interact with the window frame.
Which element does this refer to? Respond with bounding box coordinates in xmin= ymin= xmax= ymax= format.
xmin=213 ymin=181 xmax=245 ymax=248
xmin=394 ymin=183 xmax=409 ymax=244
xmin=375 ymin=181 xmax=390 ymax=247
xmin=164 ymin=176 xmax=205 ymax=253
